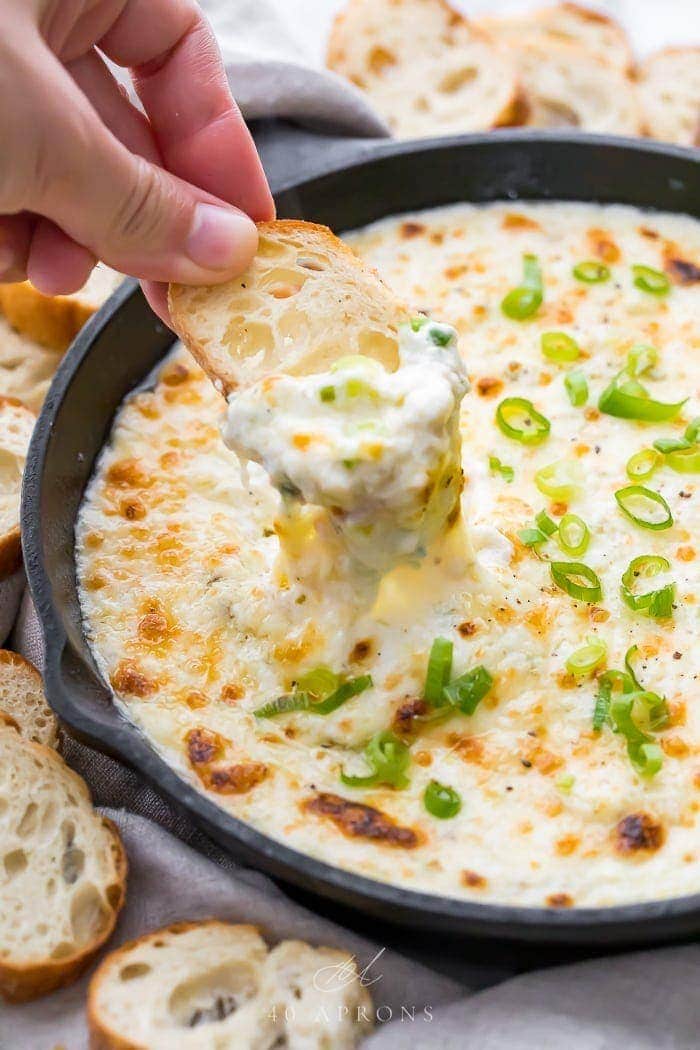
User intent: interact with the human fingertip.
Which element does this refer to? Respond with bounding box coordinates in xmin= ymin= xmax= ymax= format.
xmin=185 ymin=203 xmax=258 ymax=278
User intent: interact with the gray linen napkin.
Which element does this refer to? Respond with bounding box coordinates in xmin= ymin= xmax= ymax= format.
xmin=4 ymin=1 xmax=700 ymax=1047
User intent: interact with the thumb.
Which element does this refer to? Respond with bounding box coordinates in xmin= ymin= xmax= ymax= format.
xmin=26 ymin=66 xmax=259 ymax=285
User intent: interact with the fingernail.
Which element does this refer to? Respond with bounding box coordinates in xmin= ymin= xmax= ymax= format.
xmin=186 ymin=204 xmax=257 ymax=271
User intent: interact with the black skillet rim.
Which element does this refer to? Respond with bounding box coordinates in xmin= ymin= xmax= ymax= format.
xmin=22 ymin=130 xmax=700 ymax=943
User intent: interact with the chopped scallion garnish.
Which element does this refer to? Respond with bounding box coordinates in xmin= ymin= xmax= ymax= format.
xmin=685 ymin=418 xmax=700 ymax=443
xmin=564 ymin=370 xmax=588 ymax=407
xmin=627 ymin=344 xmax=659 ymax=376
xmin=665 ymin=446 xmax=700 ymax=474
xmin=496 ymin=397 xmax=551 ymax=444
xmin=489 ymin=454 xmax=514 ymax=483
xmin=443 ymin=666 xmax=493 ymax=715
xmin=632 ymin=264 xmax=671 ymax=296
xmin=565 ymin=635 xmax=607 ymax=677
xmin=501 ymin=254 xmax=543 ymax=320
xmin=254 ymin=673 xmax=372 ymax=718
xmin=541 ymin=331 xmax=580 ymax=363
xmin=341 ymin=730 xmax=411 ymax=789
xmin=423 ymin=637 xmax=453 ymax=707
xmin=557 ymin=513 xmax=590 ymax=557
xmin=319 ymin=385 xmax=336 ymax=403
xmin=550 ymin=561 xmax=602 ymax=603
xmin=653 ymin=436 xmax=691 ymax=454
xmin=598 ymin=374 xmax=686 ymax=423
xmin=423 ymin=780 xmax=461 ymax=819
xmin=614 ymin=485 xmax=673 ymax=531
xmin=621 ymin=555 xmax=675 ymax=619
xmin=535 ymin=510 xmax=558 ymax=537
xmin=534 ymin=459 xmax=582 ymax=499
xmin=626 ymin=448 xmax=661 ymax=481
xmin=573 ymin=261 xmax=610 ymax=283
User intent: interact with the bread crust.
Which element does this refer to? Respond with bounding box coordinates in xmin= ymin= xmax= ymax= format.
xmin=0 ymin=732 xmax=127 ymax=1004
xmin=0 ymin=396 xmax=35 ymax=581
xmin=87 ymin=921 xmax=263 ymax=1050
xmin=0 ymin=649 xmax=59 ymax=748
xmin=0 ymin=282 xmax=94 ymax=353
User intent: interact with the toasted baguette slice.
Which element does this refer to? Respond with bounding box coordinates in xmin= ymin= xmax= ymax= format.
xmin=326 ymin=0 xmax=524 ymax=138
xmin=0 ymin=397 xmax=35 ymax=580
xmin=0 ymin=264 xmax=123 ymax=353
xmin=638 ymin=48 xmax=700 ymax=146
xmin=0 ymin=726 xmax=126 ymax=1003
xmin=478 ymin=3 xmax=632 ymax=72
xmin=0 ymin=650 xmax=58 ymax=748
xmin=87 ymin=920 xmax=373 ymax=1050
xmin=510 ymin=40 xmax=641 ymax=133
xmin=169 ymin=220 xmax=409 ymax=396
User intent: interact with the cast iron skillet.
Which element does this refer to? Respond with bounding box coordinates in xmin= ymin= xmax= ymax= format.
xmin=23 ymin=131 xmax=700 ymax=946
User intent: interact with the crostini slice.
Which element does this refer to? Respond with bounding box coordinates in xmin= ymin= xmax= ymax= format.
xmin=0 ymin=397 xmax=35 ymax=580
xmin=638 ymin=48 xmax=700 ymax=146
xmin=0 ymin=649 xmax=58 ymax=748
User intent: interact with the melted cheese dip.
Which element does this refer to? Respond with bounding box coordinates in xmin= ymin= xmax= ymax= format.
xmin=77 ymin=202 xmax=700 ymax=908
xmin=223 ymin=321 xmax=468 ymax=573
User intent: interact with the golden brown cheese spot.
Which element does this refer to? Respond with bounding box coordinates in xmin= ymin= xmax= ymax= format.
xmin=367 ymin=44 xmax=396 ymax=75
xmin=476 ymin=376 xmax=504 ymax=398
xmin=185 ymin=726 xmax=227 ymax=766
xmin=444 ymin=264 xmax=468 ymax=280
xmin=349 ymin=638 xmax=373 ymax=663
xmin=502 ymin=213 xmax=541 ymax=231
xmin=184 ymin=690 xmax=208 ymax=710
xmin=161 ymin=362 xmax=192 ymax=386
xmin=111 ymin=660 xmax=156 ymax=698
xmin=546 ymin=893 xmax=573 ymax=908
xmin=120 ymin=497 xmax=146 ymax=521
xmin=400 ymin=221 xmax=426 ymax=240
xmin=587 ymin=227 xmax=621 ymax=263
xmin=137 ymin=613 xmax=170 ymax=644
xmin=202 ymin=762 xmax=268 ymax=795
xmin=662 ymin=736 xmax=690 ymax=758
xmin=615 ymin=812 xmax=665 ymax=855
xmin=461 ymin=870 xmax=488 ymax=889
xmin=555 ymin=834 xmax=580 ymax=856
xmin=663 ymin=243 xmax=700 ymax=285
xmin=220 ymin=682 xmax=245 ymax=703
xmin=303 ymin=793 xmax=421 ymax=849
xmin=106 ymin=458 xmax=151 ymax=489
xmin=452 ymin=735 xmax=485 ymax=765
xmin=639 ymin=225 xmax=660 ymax=240
xmin=677 ymin=545 xmax=696 ymax=562
xmin=392 ymin=697 xmax=428 ymax=737
xmin=457 ymin=620 xmax=477 ymax=638
xmin=549 ymin=501 xmax=568 ymax=517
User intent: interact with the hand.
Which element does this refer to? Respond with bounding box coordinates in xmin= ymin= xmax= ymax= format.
xmin=0 ymin=0 xmax=275 ymax=322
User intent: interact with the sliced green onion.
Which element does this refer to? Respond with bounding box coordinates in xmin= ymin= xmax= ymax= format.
xmin=666 ymin=446 xmax=700 ymax=474
xmin=565 ymin=635 xmax=607 ymax=677
xmin=410 ymin=315 xmax=428 ymax=331
xmin=685 ymin=418 xmax=700 ymax=443
xmin=573 ymin=261 xmax=610 ymax=283
xmin=489 ymin=454 xmax=514 ymax=483
xmin=340 ymin=730 xmax=410 ymax=789
xmin=312 ymin=675 xmax=373 ymax=715
xmin=424 ymin=780 xmax=461 ymax=819
xmin=297 ymin=665 xmax=341 ymax=698
xmin=627 ymin=344 xmax=659 ymax=376
xmin=632 ymin=264 xmax=671 ymax=296
xmin=443 ymin=666 xmax=493 ymax=715
xmin=496 ymin=397 xmax=551 ymax=445
xmin=427 ymin=323 xmax=455 ymax=347
xmin=535 ymin=459 xmax=582 ymax=499
xmin=653 ymin=437 xmax=691 ymax=454
xmin=626 ymin=448 xmax=661 ymax=481
xmin=423 ymin=637 xmax=453 ymax=707
xmin=501 ymin=254 xmax=543 ymax=320
xmin=624 ymin=644 xmax=643 ymax=689
xmin=621 ymin=554 xmax=675 ymax=619
xmin=550 ymin=561 xmax=602 ymax=603
xmin=614 ymin=485 xmax=673 ymax=531
xmin=557 ymin=513 xmax=590 ymax=557
xmin=592 ymin=682 xmax=611 ymax=731
xmin=556 ymin=773 xmax=575 ymax=793
xmin=541 ymin=331 xmax=580 ymax=363
xmin=565 ymin=370 xmax=588 ymax=407
xmin=534 ymin=510 xmax=556 ymax=537
xmin=609 ymin=696 xmax=664 ymax=778
xmin=319 ymin=385 xmax=336 ymax=403
xmin=254 ymin=674 xmax=371 ymax=718
xmin=598 ymin=374 xmax=686 ymax=423
xmin=518 ymin=527 xmax=548 ymax=548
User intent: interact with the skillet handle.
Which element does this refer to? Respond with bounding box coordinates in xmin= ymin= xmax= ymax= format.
xmin=251 ymin=118 xmax=384 ymax=197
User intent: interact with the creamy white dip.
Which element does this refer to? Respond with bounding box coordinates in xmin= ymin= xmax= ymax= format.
xmin=222 ymin=320 xmax=469 ymax=573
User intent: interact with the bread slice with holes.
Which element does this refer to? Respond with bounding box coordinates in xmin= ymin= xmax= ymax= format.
xmin=326 ymin=0 xmax=525 ymax=138
xmin=169 ymin=220 xmax=409 ymax=396
xmin=0 ymin=650 xmax=58 ymax=748
xmin=478 ymin=3 xmax=633 ymax=72
xmin=638 ymin=48 xmax=700 ymax=146
xmin=0 ymin=726 xmax=126 ymax=1003
xmin=0 ymin=264 xmax=123 ymax=353
xmin=508 ymin=40 xmax=641 ymax=133
xmin=87 ymin=920 xmax=373 ymax=1049
xmin=0 ymin=397 xmax=35 ymax=580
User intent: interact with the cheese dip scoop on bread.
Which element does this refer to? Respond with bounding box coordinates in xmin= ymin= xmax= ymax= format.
xmin=170 ymin=220 xmax=469 ymax=577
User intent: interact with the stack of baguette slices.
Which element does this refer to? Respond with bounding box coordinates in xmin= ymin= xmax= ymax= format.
xmin=327 ymin=0 xmax=699 ymax=145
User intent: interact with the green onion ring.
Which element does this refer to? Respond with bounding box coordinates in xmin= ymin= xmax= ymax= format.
xmin=627 ymin=344 xmax=659 ymax=376
xmin=501 ymin=254 xmax=543 ymax=320
xmin=564 ymin=370 xmax=588 ymax=407
xmin=541 ymin=331 xmax=580 ymax=363
xmin=557 ymin=513 xmax=590 ymax=557
xmin=665 ymin=445 xmax=700 ymax=474
xmin=423 ymin=780 xmax=462 ymax=819
xmin=632 ymin=264 xmax=671 ymax=296
xmin=573 ymin=261 xmax=610 ymax=283
xmin=423 ymin=637 xmax=453 ymax=707
xmin=653 ymin=436 xmax=691 ymax=454
xmin=489 ymin=454 xmax=514 ymax=483
xmin=565 ymin=635 xmax=607 ymax=677
xmin=614 ymin=485 xmax=673 ymax=530
xmin=518 ymin=527 xmax=548 ymax=548
xmin=685 ymin=417 xmax=700 ymax=443
xmin=621 ymin=554 xmax=675 ymax=619
xmin=598 ymin=374 xmax=686 ymax=423
xmin=495 ymin=397 xmax=551 ymax=444
xmin=340 ymin=730 xmax=411 ymax=789
xmin=535 ymin=459 xmax=582 ymax=499
xmin=626 ymin=448 xmax=662 ymax=481
xmin=550 ymin=561 xmax=603 ymax=603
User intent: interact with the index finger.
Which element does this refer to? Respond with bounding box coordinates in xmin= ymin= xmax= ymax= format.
xmin=100 ymin=0 xmax=275 ymax=222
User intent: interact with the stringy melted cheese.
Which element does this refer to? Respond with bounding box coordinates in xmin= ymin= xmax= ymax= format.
xmin=77 ymin=202 xmax=700 ymax=908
